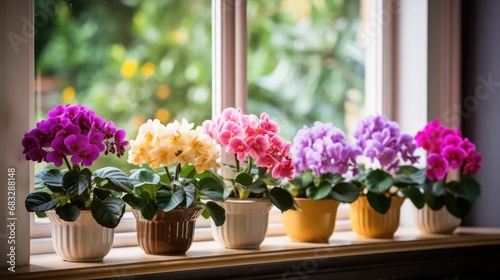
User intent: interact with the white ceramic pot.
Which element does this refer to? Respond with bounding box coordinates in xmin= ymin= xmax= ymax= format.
xmin=46 ymin=210 xmax=114 ymax=261
xmin=413 ymin=204 xmax=461 ymax=234
xmin=211 ymin=199 xmax=273 ymax=249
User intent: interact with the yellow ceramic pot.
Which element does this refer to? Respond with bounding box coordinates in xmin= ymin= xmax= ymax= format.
xmin=282 ymin=198 xmax=340 ymax=242
xmin=350 ymin=195 xmax=405 ymax=238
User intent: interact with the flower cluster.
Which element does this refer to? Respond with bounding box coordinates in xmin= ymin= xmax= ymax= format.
xmin=415 ymin=119 xmax=482 ymax=180
xmin=202 ymin=108 xmax=294 ymax=179
xmin=292 ymin=121 xmax=360 ymax=176
xmin=353 ymin=115 xmax=418 ymax=172
xmin=22 ymin=104 xmax=128 ymax=167
xmin=128 ymin=118 xmax=220 ymax=173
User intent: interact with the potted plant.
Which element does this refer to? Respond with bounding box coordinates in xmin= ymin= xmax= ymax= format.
xmin=202 ymin=107 xmax=296 ymax=249
xmin=285 ymin=122 xmax=360 ymax=242
xmin=23 ymin=104 xmax=131 ymax=261
xmin=413 ymin=119 xmax=482 ymax=234
xmin=349 ymin=115 xmax=424 ymax=238
xmin=125 ymin=118 xmax=226 ymax=255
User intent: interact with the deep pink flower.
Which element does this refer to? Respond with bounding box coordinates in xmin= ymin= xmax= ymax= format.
xmin=272 ymin=156 xmax=294 ymax=179
xmin=218 ymin=121 xmax=245 ymax=146
xmin=426 ymin=154 xmax=449 ymax=181
xmin=442 ymin=145 xmax=466 ymax=170
xmin=246 ymin=135 xmax=270 ymax=158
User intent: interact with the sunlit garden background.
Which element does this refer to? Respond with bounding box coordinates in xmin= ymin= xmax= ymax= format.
xmin=34 ymin=0 xmax=364 ymax=173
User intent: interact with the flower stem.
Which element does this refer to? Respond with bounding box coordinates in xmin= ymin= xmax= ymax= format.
xmin=164 ymin=167 xmax=173 ymax=183
xmin=235 ymin=154 xmax=240 ymax=173
xmin=63 ymin=156 xmax=72 ymax=171
xmin=175 ymin=163 xmax=182 ymax=181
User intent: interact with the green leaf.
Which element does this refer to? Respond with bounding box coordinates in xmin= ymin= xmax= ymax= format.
xmin=42 ymin=169 xmax=64 ymax=193
xmin=25 ymin=192 xmax=60 ymax=212
xmin=267 ymin=187 xmax=294 ymax=212
xmin=306 ymin=181 xmax=332 ymax=200
xmin=432 ymin=181 xmax=446 ymax=196
xmin=55 ymin=204 xmax=80 ymax=222
xmin=201 ymin=207 xmax=211 ymax=219
xmin=198 ymin=177 xmax=224 ymax=200
xmin=180 ymin=164 xmax=196 ymax=178
xmin=401 ymin=187 xmax=425 ymax=209
xmin=94 ymin=167 xmax=133 ymax=194
xmin=35 ymin=169 xmax=49 ymax=189
xmin=460 ymin=177 xmax=481 ymax=204
xmin=446 ymin=181 xmax=465 ymax=197
xmin=129 ymin=169 xmax=160 ymax=187
xmin=183 ymin=183 xmax=196 ymax=207
xmin=91 ymin=197 xmax=126 ymax=228
xmin=290 ymin=172 xmax=314 ymax=188
xmin=425 ymin=193 xmax=445 ymax=210
xmin=155 ymin=186 xmax=184 ymax=212
xmin=205 ymin=201 xmax=226 ymax=226
xmin=247 ymin=180 xmax=267 ymax=193
xmin=123 ymin=193 xmax=147 ymax=211
xmin=93 ymin=188 xmax=111 ymax=200
xmin=445 ymin=193 xmax=471 ymax=219
xmin=366 ymin=192 xmax=391 ymax=214
xmin=365 ymin=169 xmax=394 ymax=193
xmin=395 ymin=166 xmax=426 ymax=185
xmin=235 ymin=172 xmax=254 ymax=187
xmin=63 ymin=169 xmax=92 ymax=196
xmin=331 ymin=182 xmax=359 ymax=203
xmin=321 ymin=172 xmax=343 ymax=184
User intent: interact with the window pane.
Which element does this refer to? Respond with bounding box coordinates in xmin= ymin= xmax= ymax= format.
xmin=35 ymin=0 xmax=212 ymax=174
xmin=247 ymin=0 xmax=365 ymax=140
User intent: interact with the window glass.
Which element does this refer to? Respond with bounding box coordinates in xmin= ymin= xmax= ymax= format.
xmin=35 ymin=0 xmax=212 ymax=174
xmin=247 ymin=0 xmax=365 ymax=140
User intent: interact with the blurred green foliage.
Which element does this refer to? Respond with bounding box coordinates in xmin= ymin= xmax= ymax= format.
xmin=34 ymin=0 xmax=363 ymax=173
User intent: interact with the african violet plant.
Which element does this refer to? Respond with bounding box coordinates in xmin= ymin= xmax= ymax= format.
xmin=350 ymin=115 xmax=425 ymax=214
xmin=125 ymin=119 xmax=226 ymax=226
xmin=287 ymin=122 xmax=359 ymax=203
xmin=23 ymin=104 xmax=131 ymax=228
xmin=414 ymin=119 xmax=482 ymax=218
xmin=202 ymin=107 xmax=296 ymax=212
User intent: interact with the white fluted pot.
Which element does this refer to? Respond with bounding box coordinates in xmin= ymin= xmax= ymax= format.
xmin=414 ymin=204 xmax=461 ymax=234
xmin=46 ymin=210 xmax=114 ymax=262
xmin=211 ymin=199 xmax=273 ymax=249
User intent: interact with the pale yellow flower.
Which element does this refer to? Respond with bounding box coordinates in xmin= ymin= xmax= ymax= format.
xmin=127 ymin=139 xmax=150 ymax=166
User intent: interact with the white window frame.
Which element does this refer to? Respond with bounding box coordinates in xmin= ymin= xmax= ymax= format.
xmin=1 ymin=0 xmax=462 ymax=264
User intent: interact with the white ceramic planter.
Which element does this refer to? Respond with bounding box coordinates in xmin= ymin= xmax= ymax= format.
xmin=211 ymin=199 xmax=273 ymax=249
xmin=46 ymin=210 xmax=114 ymax=262
xmin=413 ymin=204 xmax=461 ymax=234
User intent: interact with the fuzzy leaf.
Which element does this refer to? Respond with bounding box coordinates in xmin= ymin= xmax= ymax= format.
xmin=91 ymin=197 xmax=126 ymax=228
xmin=366 ymin=192 xmax=391 ymax=214
xmin=155 ymin=186 xmax=184 ymax=212
xmin=365 ymin=169 xmax=394 ymax=193
xmin=267 ymin=187 xmax=294 ymax=212
xmin=94 ymin=167 xmax=133 ymax=194
xmin=401 ymin=187 xmax=425 ymax=209
xmin=445 ymin=193 xmax=471 ymax=219
xmin=129 ymin=169 xmax=160 ymax=187
xmin=425 ymin=193 xmax=445 ymax=210
xmin=331 ymin=182 xmax=359 ymax=203
xmin=63 ymin=169 xmax=92 ymax=196
xmin=205 ymin=201 xmax=226 ymax=226
xmin=306 ymin=181 xmax=332 ymax=200
xmin=235 ymin=172 xmax=254 ymax=187
xmin=460 ymin=177 xmax=481 ymax=204
xmin=198 ymin=177 xmax=224 ymax=200
xmin=55 ymin=204 xmax=80 ymax=222
xmin=25 ymin=192 xmax=60 ymax=212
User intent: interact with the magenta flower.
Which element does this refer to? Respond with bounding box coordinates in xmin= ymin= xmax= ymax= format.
xmin=22 ymin=104 xmax=129 ymax=168
xmin=426 ymin=154 xmax=449 ymax=180
xmin=416 ymin=119 xmax=482 ymax=180
xmin=227 ymin=137 xmax=249 ymax=161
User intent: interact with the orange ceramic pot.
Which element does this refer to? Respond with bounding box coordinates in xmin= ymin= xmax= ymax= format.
xmin=282 ymin=198 xmax=340 ymax=242
xmin=133 ymin=206 xmax=203 ymax=255
xmin=350 ymin=195 xmax=405 ymax=238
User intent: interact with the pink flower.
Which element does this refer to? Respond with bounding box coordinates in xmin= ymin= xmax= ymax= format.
xmin=426 ymin=154 xmax=449 ymax=181
xmin=218 ymin=121 xmax=245 ymax=146
xmin=246 ymin=135 xmax=269 ymax=158
xmin=463 ymin=152 xmax=482 ymax=175
xmin=226 ymin=137 xmax=249 ymax=161
xmin=272 ymin=156 xmax=294 ymax=179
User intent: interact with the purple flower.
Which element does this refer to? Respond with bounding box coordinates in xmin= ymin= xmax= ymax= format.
xmin=292 ymin=121 xmax=358 ymax=177
xmin=353 ymin=115 xmax=418 ymax=172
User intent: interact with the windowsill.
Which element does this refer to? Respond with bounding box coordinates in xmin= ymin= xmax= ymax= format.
xmin=5 ymin=227 xmax=500 ymax=279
